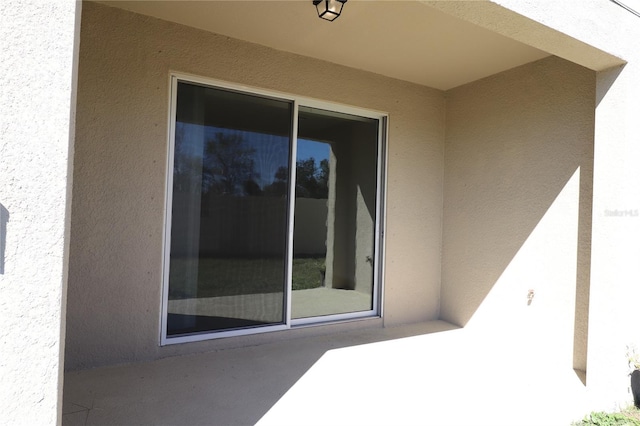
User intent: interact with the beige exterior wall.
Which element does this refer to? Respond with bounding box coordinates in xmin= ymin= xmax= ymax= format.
xmin=432 ymin=0 xmax=639 ymax=411
xmin=428 ymin=0 xmax=639 ymax=411
xmin=3 ymin=0 xmax=640 ymax=421
xmin=491 ymin=0 xmax=640 ymax=411
xmin=65 ymin=2 xmax=445 ymax=370
xmin=0 ymin=0 xmax=79 ymax=423
xmin=442 ymin=56 xmax=595 ymax=375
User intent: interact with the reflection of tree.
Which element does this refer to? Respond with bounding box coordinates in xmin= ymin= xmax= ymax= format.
xmin=204 ymin=132 xmax=258 ymax=195
xmin=173 ymin=128 xmax=261 ymax=196
xmin=263 ymin=165 xmax=289 ymax=197
xmin=173 ymin=124 xmax=203 ymax=194
xmin=263 ymin=157 xmax=328 ymax=199
xmin=295 ymin=157 xmax=329 ymax=199
xmin=173 ymin=126 xmax=328 ymax=199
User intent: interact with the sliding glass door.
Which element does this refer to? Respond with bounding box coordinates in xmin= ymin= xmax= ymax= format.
xmin=292 ymin=107 xmax=379 ymax=321
xmin=166 ymin=81 xmax=292 ymax=337
xmin=163 ymin=75 xmax=384 ymax=343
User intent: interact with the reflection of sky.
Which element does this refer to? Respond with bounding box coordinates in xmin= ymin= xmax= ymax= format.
xmin=298 ymin=139 xmax=330 ymax=164
xmin=176 ymin=123 xmax=330 ymax=189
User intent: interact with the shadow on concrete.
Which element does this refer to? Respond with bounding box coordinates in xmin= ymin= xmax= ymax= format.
xmin=63 ymin=320 xmax=590 ymax=425
xmin=62 ymin=321 xmax=458 ymax=426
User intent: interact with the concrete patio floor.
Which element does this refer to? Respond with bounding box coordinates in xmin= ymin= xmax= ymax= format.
xmin=62 ymin=320 xmax=591 ymax=426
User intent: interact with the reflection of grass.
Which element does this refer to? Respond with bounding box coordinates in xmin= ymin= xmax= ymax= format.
xmin=169 ymin=256 xmax=325 ymax=299
xmin=292 ymin=256 xmax=325 ymax=290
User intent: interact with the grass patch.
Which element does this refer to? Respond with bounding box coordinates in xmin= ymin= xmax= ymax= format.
xmin=292 ymin=256 xmax=325 ymax=290
xmin=574 ymin=408 xmax=640 ymax=426
xmin=169 ymin=256 xmax=325 ymax=299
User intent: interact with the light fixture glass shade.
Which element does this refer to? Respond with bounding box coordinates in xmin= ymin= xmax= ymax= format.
xmin=313 ymin=0 xmax=346 ymax=21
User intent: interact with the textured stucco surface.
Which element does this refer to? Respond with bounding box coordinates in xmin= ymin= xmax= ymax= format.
xmin=0 ymin=0 xmax=78 ymax=424
xmin=66 ymin=2 xmax=444 ymax=370
xmin=4 ymin=0 xmax=640 ymax=421
xmin=424 ymin=0 xmax=621 ymax=73
xmin=442 ymin=56 xmax=595 ymax=374
xmin=437 ymin=0 xmax=639 ymax=410
xmin=490 ymin=0 xmax=640 ymax=411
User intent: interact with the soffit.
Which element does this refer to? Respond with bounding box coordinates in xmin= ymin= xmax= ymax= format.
xmin=97 ymin=0 xmax=550 ymax=90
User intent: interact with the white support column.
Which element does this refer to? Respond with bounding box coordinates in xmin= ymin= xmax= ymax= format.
xmin=0 ymin=0 xmax=80 ymax=424
xmin=587 ymin=59 xmax=640 ymax=410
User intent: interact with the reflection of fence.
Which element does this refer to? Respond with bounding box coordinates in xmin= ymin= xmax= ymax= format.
xmin=0 ymin=203 xmax=8 ymax=274
xmin=171 ymin=194 xmax=327 ymax=257
xmin=293 ymin=198 xmax=328 ymax=255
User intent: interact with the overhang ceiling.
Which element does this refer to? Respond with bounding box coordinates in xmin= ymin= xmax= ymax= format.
xmin=98 ymin=0 xmax=550 ymax=90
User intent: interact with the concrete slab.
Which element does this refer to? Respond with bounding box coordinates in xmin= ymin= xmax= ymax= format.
xmin=259 ymin=324 xmax=591 ymax=426
xmin=63 ymin=320 xmax=590 ymax=425
xmin=63 ymin=321 xmax=457 ymax=425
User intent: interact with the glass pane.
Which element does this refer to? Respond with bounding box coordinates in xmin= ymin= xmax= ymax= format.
xmin=167 ymin=81 xmax=292 ymax=336
xmin=292 ymin=107 xmax=379 ymax=319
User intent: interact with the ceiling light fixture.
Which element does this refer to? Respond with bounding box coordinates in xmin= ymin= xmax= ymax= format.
xmin=313 ymin=0 xmax=348 ymax=21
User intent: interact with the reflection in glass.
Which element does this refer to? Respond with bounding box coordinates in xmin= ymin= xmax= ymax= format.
xmin=167 ymin=82 xmax=292 ymax=336
xmin=292 ymin=107 xmax=379 ymax=319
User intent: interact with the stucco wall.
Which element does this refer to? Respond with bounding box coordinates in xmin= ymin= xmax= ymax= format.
xmin=489 ymin=0 xmax=640 ymax=411
xmin=431 ymin=0 xmax=639 ymax=410
xmin=66 ymin=2 xmax=444 ymax=370
xmin=442 ymin=56 xmax=595 ymax=372
xmin=0 ymin=0 xmax=79 ymax=423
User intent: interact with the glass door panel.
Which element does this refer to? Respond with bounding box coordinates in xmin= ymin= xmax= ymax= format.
xmin=292 ymin=106 xmax=379 ymax=319
xmin=167 ymin=81 xmax=292 ymax=336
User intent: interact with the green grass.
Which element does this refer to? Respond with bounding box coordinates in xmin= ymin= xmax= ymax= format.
xmin=169 ymin=256 xmax=325 ymax=299
xmin=292 ymin=256 xmax=325 ymax=290
xmin=573 ymin=408 xmax=640 ymax=426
